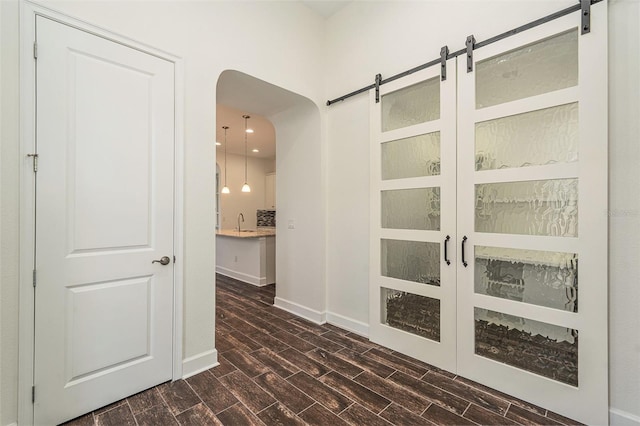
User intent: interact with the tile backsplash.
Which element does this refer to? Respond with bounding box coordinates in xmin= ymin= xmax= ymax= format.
xmin=257 ymin=209 xmax=276 ymax=227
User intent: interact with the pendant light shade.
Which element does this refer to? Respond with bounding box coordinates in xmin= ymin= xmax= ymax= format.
xmin=242 ymin=115 xmax=251 ymax=193
xmin=221 ymin=126 xmax=230 ymax=194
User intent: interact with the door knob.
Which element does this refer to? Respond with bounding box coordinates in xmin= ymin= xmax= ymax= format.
xmin=152 ymin=256 xmax=171 ymax=265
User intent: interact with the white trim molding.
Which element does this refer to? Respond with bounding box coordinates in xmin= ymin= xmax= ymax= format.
xmin=216 ymin=267 xmax=268 ymax=287
xmin=274 ymin=297 xmax=326 ymax=324
xmin=610 ymin=408 xmax=640 ymax=426
xmin=181 ymin=350 xmax=218 ymax=380
xmin=326 ymin=311 xmax=369 ymax=337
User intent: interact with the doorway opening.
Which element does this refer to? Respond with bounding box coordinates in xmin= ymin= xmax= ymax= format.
xmin=214 ymin=69 xmax=325 ymax=324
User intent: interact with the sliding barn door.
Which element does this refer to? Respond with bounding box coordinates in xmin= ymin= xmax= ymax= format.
xmin=456 ymin=10 xmax=608 ymax=424
xmin=370 ymin=64 xmax=457 ymax=371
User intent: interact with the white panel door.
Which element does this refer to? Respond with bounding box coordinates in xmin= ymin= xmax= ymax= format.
xmin=456 ymin=9 xmax=608 ymax=424
xmin=34 ymin=16 xmax=175 ymax=425
xmin=370 ymin=63 xmax=458 ymax=371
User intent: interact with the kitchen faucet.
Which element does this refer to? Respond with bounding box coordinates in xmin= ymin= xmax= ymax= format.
xmin=237 ymin=213 xmax=245 ymax=232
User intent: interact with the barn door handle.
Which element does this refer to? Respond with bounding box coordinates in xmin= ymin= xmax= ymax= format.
xmin=444 ymin=235 xmax=451 ymax=265
xmin=152 ymin=256 xmax=171 ymax=265
xmin=461 ymin=236 xmax=468 ymax=267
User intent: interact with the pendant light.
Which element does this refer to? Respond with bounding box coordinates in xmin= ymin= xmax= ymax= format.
xmin=241 ymin=115 xmax=251 ymax=193
xmin=221 ymin=126 xmax=230 ymax=194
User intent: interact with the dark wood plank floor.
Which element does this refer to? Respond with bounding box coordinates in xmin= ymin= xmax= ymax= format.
xmin=64 ymin=274 xmax=582 ymax=425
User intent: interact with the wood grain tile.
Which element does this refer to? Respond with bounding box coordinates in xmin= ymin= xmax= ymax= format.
xmin=245 ymin=330 xmax=292 ymax=353
xmin=333 ymin=349 xmax=396 ymax=378
xmin=135 ymin=405 xmax=178 ymax=426
xmin=354 ymin=370 xmax=431 ymax=414
xmin=455 ymin=376 xmax=547 ymax=416
xmin=265 ymin=305 xmax=297 ymax=320
xmin=240 ymin=312 xmax=281 ymax=334
xmin=272 ymin=330 xmax=317 ymax=352
xmin=305 ymin=348 xmax=364 ymax=378
xmin=185 ymin=371 xmax=238 ymax=414
xmin=222 ymin=349 xmax=270 ymax=378
xmin=463 ymin=404 xmax=518 ymax=425
xmin=262 ymin=314 xmax=308 ymax=335
xmin=506 ymin=404 xmax=563 ymax=425
xmin=339 ymin=403 xmax=394 ymax=426
xmin=95 ymin=403 xmax=136 ymax=426
xmin=127 ymin=387 xmax=165 ymax=414
xmin=322 ymin=323 xmax=351 ymax=335
xmin=93 ymin=399 xmax=126 ymax=415
xmin=290 ymin=317 xmax=329 ymax=334
xmin=62 ymin=412 xmax=95 ymax=426
xmin=249 ymin=347 xmax=300 ymax=378
xmin=158 ymin=380 xmax=201 ymax=415
xmin=423 ymin=371 xmax=509 ymax=415
xmin=546 ymin=410 xmax=584 ymax=425
xmin=387 ymin=371 xmax=470 ymax=415
xmin=254 ymin=372 xmax=315 ymax=414
xmin=422 ymin=403 xmax=478 ymax=425
xmin=257 ymin=403 xmax=306 ymax=426
xmin=298 ymin=403 xmax=350 ymax=426
xmin=210 ymin=355 xmax=237 ymax=378
xmin=319 ymin=371 xmax=391 ymax=414
xmin=279 ymin=348 xmax=330 ymax=377
xmin=224 ymin=316 xmax=264 ymax=336
xmin=287 ymin=371 xmax=353 ymax=414
xmin=218 ymin=370 xmax=275 ymax=413
xmin=297 ymin=331 xmax=345 ymax=352
xmin=379 ymin=403 xmax=433 ymax=425
xmin=364 ymin=348 xmax=429 ymax=378
xmin=390 ymin=350 xmax=456 ymax=379
xmin=215 ymin=403 xmax=263 ymax=426
xmin=321 ymin=331 xmax=371 ymax=353
xmin=224 ymin=330 xmax=262 ymax=352
xmin=175 ymin=403 xmax=222 ymax=426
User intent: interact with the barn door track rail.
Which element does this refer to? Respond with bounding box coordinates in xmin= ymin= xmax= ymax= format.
xmin=326 ymin=0 xmax=602 ymax=106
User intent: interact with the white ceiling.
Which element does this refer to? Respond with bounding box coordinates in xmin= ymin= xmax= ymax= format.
xmin=216 ymin=104 xmax=276 ymax=159
xmin=301 ymin=1 xmax=350 ymax=18
xmin=216 ymin=69 xmax=314 ymax=161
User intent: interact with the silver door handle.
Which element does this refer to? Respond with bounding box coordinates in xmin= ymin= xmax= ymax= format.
xmin=152 ymin=256 xmax=171 ymax=265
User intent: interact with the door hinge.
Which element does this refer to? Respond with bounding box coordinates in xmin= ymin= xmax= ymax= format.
xmin=33 ymin=42 xmax=38 ymax=59
xmin=27 ymin=153 xmax=38 ymax=173
xmin=33 ymin=269 xmax=37 ymax=288
xmin=32 ymin=385 xmax=35 ymax=403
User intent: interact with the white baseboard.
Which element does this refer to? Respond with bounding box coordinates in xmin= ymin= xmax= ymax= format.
xmin=216 ymin=266 xmax=269 ymax=287
xmin=274 ymin=297 xmax=326 ymax=324
xmin=326 ymin=311 xmax=369 ymax=337
xmin=181 ymin=349 xmax=218 ymax=379
xmin=611 ymin=408 xmax=640 ymax=426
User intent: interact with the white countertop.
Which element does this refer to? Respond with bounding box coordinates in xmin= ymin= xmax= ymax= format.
xmin=216 ymin=228 xmax=276 ymax=238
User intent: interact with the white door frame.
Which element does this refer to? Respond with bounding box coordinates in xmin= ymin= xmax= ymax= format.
xmin=18 ymin=2 xmax=185 ymax=424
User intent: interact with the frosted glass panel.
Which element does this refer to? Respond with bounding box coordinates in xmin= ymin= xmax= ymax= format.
xmin=475 ymin=246 xmax=578 ymax=312
xmin=382 ymin=187 xmax=440 ymax=230
xmin=382 ymin=132 xmax=441 ymax=179
xmin=476 ymin=103 xmax=578 ymax=171
xmin=475 ymin=308 xmax=578 ymax=386
xmin=381 ymin=77 xmax=440 ymax=132
xmin=476 ymin=30 xmax=578 ymax=109
xmin=381 ymin=239 xmax=440 ymax=286
xmin=382 ymin=288 xmax=440 ymax=342
xmin=475 ymin=179 xmax=578 ymax=237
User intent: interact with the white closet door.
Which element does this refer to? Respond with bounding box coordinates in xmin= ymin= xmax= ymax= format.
xmin=456 ymin=9 xmax=607 ymax=424
xmin=370 ymin=63 xmax=457 ymax=371
xmin=35 ymin=16 xmax=175 ymax=425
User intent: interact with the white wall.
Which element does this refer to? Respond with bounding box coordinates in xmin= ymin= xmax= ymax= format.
xmin=0 ymin=1 xmax=326 ymax=424
xmin=218 ymin=153 xmax=273 ymax=230
xmin=325 ymin=0 xmax=639 ymax=424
